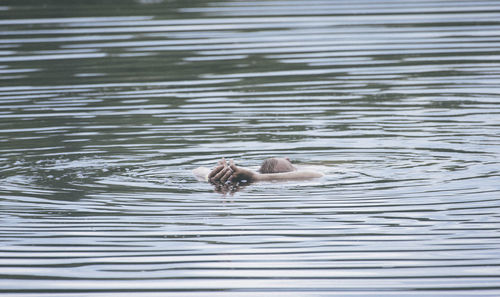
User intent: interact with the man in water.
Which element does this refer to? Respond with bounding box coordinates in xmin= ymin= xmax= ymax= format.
xmin=194 ymin=157 xmax=323 ymax=185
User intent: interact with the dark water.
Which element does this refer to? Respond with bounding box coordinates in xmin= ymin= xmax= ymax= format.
xmin=1 ymin=0 xmax=500 ymax=296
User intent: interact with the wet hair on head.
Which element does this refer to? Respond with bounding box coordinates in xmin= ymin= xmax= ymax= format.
xmin=259 ymin=158 xmax=295 ymax=174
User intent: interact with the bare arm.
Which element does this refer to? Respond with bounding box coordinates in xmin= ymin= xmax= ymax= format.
xmin=228 ymin=160 xmax=323 ymax=183
xmin=253 ymin=170 xmax=323 ymax=181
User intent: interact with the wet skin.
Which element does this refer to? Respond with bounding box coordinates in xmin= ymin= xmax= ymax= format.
xmin=208 ymin=158 xmax=323 ymax=186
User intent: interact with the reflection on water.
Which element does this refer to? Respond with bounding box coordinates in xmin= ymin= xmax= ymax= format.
xmin=1 ymin=0 xmax=500 ymax=296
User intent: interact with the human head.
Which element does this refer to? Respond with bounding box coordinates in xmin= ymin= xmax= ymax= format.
xmin=259 ymin=157 xmax=295 ymax=174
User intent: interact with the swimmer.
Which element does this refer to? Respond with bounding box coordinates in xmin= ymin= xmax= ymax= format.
xmin=193 ymin=157 xmax=323 ymax=185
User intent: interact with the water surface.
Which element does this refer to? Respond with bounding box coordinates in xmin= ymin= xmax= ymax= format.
xmin=1 ymin=0 xmax=500 ymax=296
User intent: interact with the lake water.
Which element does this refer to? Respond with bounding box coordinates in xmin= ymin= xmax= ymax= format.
xmin=1 ymin=0 xmax=500 ymax=296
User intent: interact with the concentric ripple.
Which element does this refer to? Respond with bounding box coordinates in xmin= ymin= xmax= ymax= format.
xmin=1 ymin=0 xmax=500 ymax=296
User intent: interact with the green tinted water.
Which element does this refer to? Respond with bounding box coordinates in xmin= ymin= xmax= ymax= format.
xmin=1 ymin=0 xmax=500 ymax=296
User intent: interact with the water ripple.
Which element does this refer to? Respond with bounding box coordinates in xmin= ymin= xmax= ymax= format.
xmin=1 ymin=0 xmax=500 ymax=296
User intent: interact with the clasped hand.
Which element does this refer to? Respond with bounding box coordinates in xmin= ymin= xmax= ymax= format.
xmin=208 ymin=158 xmax=255 ymax=185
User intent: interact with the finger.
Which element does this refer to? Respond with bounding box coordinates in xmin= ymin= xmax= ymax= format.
xmin=217 ymin=157 xmax=226 ymax=166
xmin=220 ymin=168 xmax=233 ymax=183
xmin=212 ymin=166 xmax=229 ymax=181
xmin=209 ymin=164 xmax=224 ymax=178
xmin=229 ymin=159 xmax=238 ymax=172
xmin=208 ymin=164 xmax=224 ymax=180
